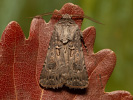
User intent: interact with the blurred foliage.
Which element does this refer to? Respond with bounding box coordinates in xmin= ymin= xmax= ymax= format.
xmin=0 ymin=0 xmax=132 ymax=95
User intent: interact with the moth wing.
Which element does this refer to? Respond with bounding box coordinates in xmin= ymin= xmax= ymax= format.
xmin=66 ymin=30 xmax=89 ymax=89
xmin=39 ymin=31 xmax=65 ymax=89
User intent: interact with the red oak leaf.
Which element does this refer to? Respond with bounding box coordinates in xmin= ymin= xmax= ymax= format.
xmin=0 ymin=3 xmax=132 ymax=100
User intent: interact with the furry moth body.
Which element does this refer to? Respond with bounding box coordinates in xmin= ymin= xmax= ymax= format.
xmin=39 ymin=14 xmax=88 ymax=89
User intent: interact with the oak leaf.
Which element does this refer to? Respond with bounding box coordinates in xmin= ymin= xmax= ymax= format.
xmin=0 ymin=3 xmax=132 ymax=100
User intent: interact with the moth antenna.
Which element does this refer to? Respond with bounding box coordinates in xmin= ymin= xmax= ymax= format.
xmin=27 ymin=12 xmax=53 ymax=18
xmin=39 ymin=12 xmax=62 ymax=17
xmin=72 ymin=14 xmax=104 ymax=25
xmin=28 ymin=12 xmax=62 ymax=19
xmin=39 ymin=12 xmax=54 ymax=16
xmin=83 ymin=15 xmax=104 ymax=25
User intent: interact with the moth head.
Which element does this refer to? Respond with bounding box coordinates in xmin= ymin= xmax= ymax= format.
xmin=55 ymin=19 xmax=78 ymax=44
xmin=62 ymin=14 xmax=71 ymax=19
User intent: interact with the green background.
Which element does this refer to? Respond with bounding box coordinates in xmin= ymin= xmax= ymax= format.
xmin=0 ymin=0 xmax=132 ymax=95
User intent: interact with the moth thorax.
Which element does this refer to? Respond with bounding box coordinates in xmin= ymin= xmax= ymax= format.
xmin=62 ymin=14 xmax=71 ymax=19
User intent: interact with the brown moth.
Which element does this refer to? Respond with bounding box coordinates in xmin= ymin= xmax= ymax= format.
xmin=39 ymin=13 xmax=101 ymax=89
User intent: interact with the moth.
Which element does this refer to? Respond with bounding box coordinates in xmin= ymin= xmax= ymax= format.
xmin=39 ymin=12 xmax=102 ymax=89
